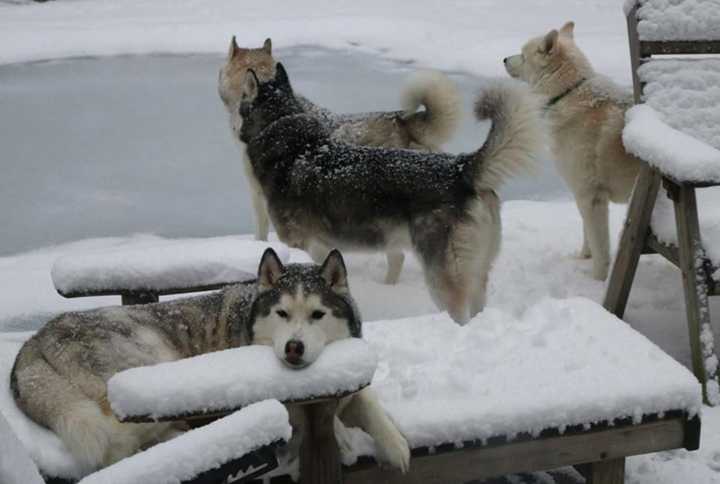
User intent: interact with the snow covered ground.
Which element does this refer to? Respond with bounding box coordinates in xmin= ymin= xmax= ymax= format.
xmin=2 ymin=0 xmax=720 ymax=482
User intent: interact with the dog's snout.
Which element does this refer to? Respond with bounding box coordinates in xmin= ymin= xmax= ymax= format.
xmin=284 ymin=340 xmax=305 ymax=364
xmin=503 ymin=57 xmax=508 ymax=64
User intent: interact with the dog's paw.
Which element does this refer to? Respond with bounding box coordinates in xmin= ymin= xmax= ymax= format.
xmin=375 ymin=427 xmax=411 ymax=474
xmin=592 ymin=262 xmax=609 ymax=281
xmin=575 ymin=248 xmax=591 ymax=259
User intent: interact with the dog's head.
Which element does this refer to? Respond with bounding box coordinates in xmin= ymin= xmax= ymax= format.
xmin=248 ymin=248 xmax=361 ymax=369
xmin=237 ymin=62 xmax=299 ymax=142
xmin=217 ymin=37 xmax=276 ymax=110
xmin=503 ymin=22 xmax=591 ymax=89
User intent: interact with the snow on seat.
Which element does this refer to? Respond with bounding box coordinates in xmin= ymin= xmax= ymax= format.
xmin=0 ymin=409 xmax=45 ymax=484
xmin=0 ymin=332 xmax=84 ymax=481
xmin=109 ymin=339 xmax=376 ymax=421
xmin=625 ymin=0 xmax=720 ymax=42
xmin=78 ymin=400 xmax=291 ymax=484
xmin=51 ymin=236 xmax=289 ymax=297
xmin=362 ymin=298 xmax=701 ymax=451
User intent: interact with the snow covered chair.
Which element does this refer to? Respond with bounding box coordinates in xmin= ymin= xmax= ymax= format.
xmin=605 ymin=0 xmax=720 ymax=404
xmin=50 ymin=237 xmax=288 ymax=305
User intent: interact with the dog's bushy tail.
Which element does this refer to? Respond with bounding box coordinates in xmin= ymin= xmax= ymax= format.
xmin=401 ymin=71 xmax=461 ymax=149
xmin=471 ymin=80 xmax=545 ymax=192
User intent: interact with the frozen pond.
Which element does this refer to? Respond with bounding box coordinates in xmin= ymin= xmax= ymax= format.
xmin=0 ymin=47 xmax=568 ymax=256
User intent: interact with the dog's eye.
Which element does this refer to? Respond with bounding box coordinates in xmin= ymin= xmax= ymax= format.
xmin=311 ymin=310 xmax=325 ymax=320
xmin=276 ymin=309 xmax=289 ymax=319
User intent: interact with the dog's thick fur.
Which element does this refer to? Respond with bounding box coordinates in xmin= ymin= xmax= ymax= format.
xmin=218 ymin=38 xmax=461 ymax=284
xmin=11 ymin=250 xmax=410 ymax=476
xmin=504 ymin=22 xmax=641 ymax=280
xmin=238 ymin=63 xmax=544 ymax=324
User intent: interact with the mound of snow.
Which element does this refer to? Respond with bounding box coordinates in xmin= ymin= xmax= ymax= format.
xmin=109 ymin=339 xmax=376 ymax=420
xmin=626 ymin=0 xmax=720 ymax=41
xmin=51 ymin=237 xmax=288 ymax=295
xmin=0 ymin=409 xmax=44 ymax=484
xmin=78 ymin=400 xmax=290 ymax=484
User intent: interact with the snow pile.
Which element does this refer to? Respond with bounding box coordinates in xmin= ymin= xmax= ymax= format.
xmin=109 ymin=339 xmax=376 ymax=420
xmin=626 ymin=0 xmax=720 ymax=41
xmin=365 ymin=298 xmax=701 ymax=449
xmin=0 ymin=409 xmax=44 ymax=484
xmin=651 ymin=188 xmax=720 ymax=270
xmin=78 ymin=400 xmax=290 ymax=484
xmin=0 ymin=332 xmax=83 ymax=480
xmin=640 ymin=58 xmax=720 ymax=151
xmin=51 ymin=237 xmax=288 ymax=295
xmin=623 ymin=105 xmax=720 ymax=182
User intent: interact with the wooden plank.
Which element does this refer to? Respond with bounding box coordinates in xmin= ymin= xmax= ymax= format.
xmin=121 ymin=292 xmax=159 ymax=305
xmin=603 ymin=163 xmax=662 ymax=318
xmin=301 ymin=400 xmax=341 ymax=484
xmin=645 ymin=231 xmax=679 ymax=267
xmin=626 ymin=5 xmax=643 ymax=103
xmin=586 ymin=458 xmax=625 ymax=484
xmin=344 ymin=417 xmax=687 ymax=484
xmin=640 ymin=40 xmax=720 ymax=56
xmin=672 ymin=183 xmax=720 ymax=404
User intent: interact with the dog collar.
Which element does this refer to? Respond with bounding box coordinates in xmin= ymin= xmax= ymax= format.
xmin=546 ymin=78 xmax=587 ymax=108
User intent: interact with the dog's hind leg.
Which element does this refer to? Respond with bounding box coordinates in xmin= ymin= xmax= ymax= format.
xmin=577 ymin=192 xmax=610 ymax=280
xmin=384 ymin=251 xmax=405 ymax=285
xmin=251 ymin=190 xmax=270 ymax=241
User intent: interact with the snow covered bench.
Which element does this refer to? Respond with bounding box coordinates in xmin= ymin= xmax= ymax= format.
xmin=80 ymin=300 xmax=703 ymax=484
xmin=605 ymin=0 xmax=720 ymax=404
xmin=50 ymin=237 xmax=289 ymax=305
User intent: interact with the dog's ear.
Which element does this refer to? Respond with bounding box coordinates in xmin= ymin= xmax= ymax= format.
xmin=244 ymin=69 xmax=260 ymax=99
xmin=263 ymin=38 xmax=272 ymax=54
xmin=320 ymin=249 xmax=349 ymax=293
xmin=228 ymin=36 xmax=242 ymax=59
xmin=542 ymin=29 xmax=560 ymax=54
xmin=258 ymin=248 xmax=284 ymax=290
xmin=274 ymin=63 xmax=292 ymax=92
xmin=560 ymin=21 xmax=575 ymax=38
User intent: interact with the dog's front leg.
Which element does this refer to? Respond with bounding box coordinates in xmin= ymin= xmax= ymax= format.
xmin=339 ymin=387 xmax=410 ymax=473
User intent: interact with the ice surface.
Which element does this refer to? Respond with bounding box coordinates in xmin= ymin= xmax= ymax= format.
xmin=109 ymin=339 xmax=376 ymax=420
xmin=51 ymin=236 xmax=286 ymax=295
xmin=623 ymin=105 xmax=720 ymax=182
xmin=640 ymin=59 xmax=720 ymax=151
xmin=0 ymin=332 xmax=83 ymax=480
xmin=78 ymin=400 xmax=291 ymax=484
xmin=0 ymin=409 xmax=45 ymax=484
xmin=626 ymin=0 xmax=720 ymax=41
xmin=364 ymin=298 xmax=701 ymax=449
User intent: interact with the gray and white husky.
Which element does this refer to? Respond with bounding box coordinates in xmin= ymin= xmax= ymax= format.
xmin=238 ymin=63 xmax=544 ymax=324
xmin=11 ymin=249 xmax=410 ymax=476
xmin=218 ymin=38 xmax=462 ymax=284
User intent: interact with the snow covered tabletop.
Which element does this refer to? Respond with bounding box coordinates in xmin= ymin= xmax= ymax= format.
xmin=51 ymin=237 xmax=289 ymax=296
xmin=364 ymin=298 xmax=701 ymax=450
xmin=109 ymin=339 xmax=377 ymax=421
xmin=0 ymin=409 xmax=44 ymax=484
xmin=626 ymin=0 xmax=720 ymax=41
xmin=78 ymin=400 xmax=291 ymax=484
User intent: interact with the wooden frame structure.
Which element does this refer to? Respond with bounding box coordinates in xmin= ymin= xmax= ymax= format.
xmin=603 ymin=2 xmax=720 ymax=404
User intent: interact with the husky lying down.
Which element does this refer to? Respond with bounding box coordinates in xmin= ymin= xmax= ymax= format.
xmin=11 ymin=250 xmax=410 ymax=476
xmin=238 ymin=63 xmax=544 ymax=324
xmin=218 ymin=38 xmax=462 ymax=284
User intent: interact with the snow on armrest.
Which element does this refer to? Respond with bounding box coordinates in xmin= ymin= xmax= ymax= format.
xmin=108 ymin=339 xmax=376 ymax=421
xmin=51 ymin=237 xmax=289 ymax=296
xmin=623 ymin=105 xmax=720 ymax=183
xmin=625 ymin=0 xmax=720 ymax=41
xmin=78 ymin=400 xmax=291 ymax=484
xmin=0 ymin=411 xmax=45 ymax=484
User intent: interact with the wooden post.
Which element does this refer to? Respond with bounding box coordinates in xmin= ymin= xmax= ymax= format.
xmin=300 ymin=400 xmax=341 ymax=484
xmin=586 ymin=458 xmax=625 ymax=484
xmin=603 ymin=164 xmax=661 ymax=318
xmin=121 ymin=291 xmax=159 ymax=305
xmin=672 ymin=182 xmax=719 ymax=404
xmin=626 ymin=4 xmax=643 ymax=104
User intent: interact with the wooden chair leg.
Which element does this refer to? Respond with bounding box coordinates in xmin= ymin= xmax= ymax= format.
xmin=672 ymin=183 xmax=720 ymax=405
xmin=586 ymin=458 xmax=625 ymax=484
xmin=300 ymin=400 xmax=341 ymax=484
xmin=603 ymin=164 xmax=662 ymax=318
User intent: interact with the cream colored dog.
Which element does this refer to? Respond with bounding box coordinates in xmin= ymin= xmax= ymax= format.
xmin=504 ymin=22 xmax=641 ymax=280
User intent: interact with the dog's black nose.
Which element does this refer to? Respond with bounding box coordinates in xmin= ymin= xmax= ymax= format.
xmin=503 ymin=57 xmax=508 ymax=64
xmin=285 ymin=340 xmax=305 ymax=364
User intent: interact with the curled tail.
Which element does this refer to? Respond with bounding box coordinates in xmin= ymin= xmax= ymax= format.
xmin=471 ymin=80 xmax=545 ymax=191
xmin=400 ymin=71 xmax=462 ymax=150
